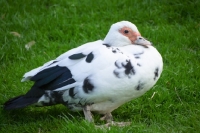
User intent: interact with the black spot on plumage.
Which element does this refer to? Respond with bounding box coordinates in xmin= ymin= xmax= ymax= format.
xmin=123 ymin=60 xmax=135 ymax=75
xmin=83 ymin=77 xmax=94 ymax=93
xmin=154 ymin=67 xmax=159 ymax=80
xmin=112 ymin=49 xmax=117 ymax=53
xmin=135 ymin=56 xmax=140 ymax=59
xmin=34 ymin=91 xmax=64 ymax=106
xmin=52 ymin=91 xmax=65 ymax=103
xmin=69 ymin=88 xmax=76 ymax=98
xmin=136 ymin=84 xmax=142 ymax=90
xmin=114 ymin=59 xmax=136 ymax=78
xmin=103 ymin=44 xmax=111 ymax=47
xmin=111 ymin=48 xmax=123 ymax=54
xmin=135 ymin=81 xmax=144 ymax=91
xmin=86 ymin=52 xmax=94 ymax=63
xmin=68 ymin=53 xmax=86 ymax=60
xmin=134 ymin=51 xmax=144 ymax=56
xmin=137 ymin=63 xmax=141 ymax=67
xmin=134 ymin=51 xmax=144 ymax=59
xmin=40 ymin=92 xmax=54 ymax=106
xmin=46 ymin=91 xmax=64 ymax=105
xmin=114 ymin=61 xmax=122 ymax=68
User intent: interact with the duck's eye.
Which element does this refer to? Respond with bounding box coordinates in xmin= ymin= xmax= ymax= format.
xmin=124 ymin=30 xmax=129 ymax=34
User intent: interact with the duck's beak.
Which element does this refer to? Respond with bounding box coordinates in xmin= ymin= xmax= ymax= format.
xmin=132 ymin=32 xmax=152 ymax=48
xmin=134 ymin=36 xmax=152 ymax=48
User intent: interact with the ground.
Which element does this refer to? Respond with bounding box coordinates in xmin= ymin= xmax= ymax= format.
xmin=0 ymin=0 xmax=200 ymax=132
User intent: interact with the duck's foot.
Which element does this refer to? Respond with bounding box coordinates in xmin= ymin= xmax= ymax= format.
xmin=83 ymin=105 xmax=94 ymax=122
xmin=100 ymin=113 xmax=113 ymax=123
xmin=96 ymin=121 xmax=131 ymax=129
xmin=96 ymin=113 xmax=131 ymax=128
xmin=105 ymin=121 xmax=131 ymax=127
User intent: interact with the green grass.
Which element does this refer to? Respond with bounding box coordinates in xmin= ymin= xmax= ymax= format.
xmin=0 ymin=0 xmax=200 ymax=132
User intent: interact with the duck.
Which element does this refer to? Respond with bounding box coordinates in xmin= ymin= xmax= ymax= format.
xmin=4 ymin=21 xmax=163 ymax=126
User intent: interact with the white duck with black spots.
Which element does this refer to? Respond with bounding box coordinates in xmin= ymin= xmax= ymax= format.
xmin=4 ymin=21 xmax=163 ymax=126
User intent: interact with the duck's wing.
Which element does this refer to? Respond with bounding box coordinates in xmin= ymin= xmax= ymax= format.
xmin=21 ymin=40 xmax=103 ymax=82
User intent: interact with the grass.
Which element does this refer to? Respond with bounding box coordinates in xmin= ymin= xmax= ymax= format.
xmin=0 ymin=0 xmax=200 ymax=132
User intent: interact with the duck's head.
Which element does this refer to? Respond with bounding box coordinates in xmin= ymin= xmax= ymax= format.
xmin=104 ymin=21 xmax=152 ymax=47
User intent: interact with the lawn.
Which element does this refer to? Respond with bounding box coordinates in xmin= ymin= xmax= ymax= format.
xmin=0 ymin=0 xmax=200 ymax=132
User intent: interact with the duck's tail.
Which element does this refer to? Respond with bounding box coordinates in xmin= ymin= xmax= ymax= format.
xmin=4 ymin=95 xmax=38 ymax=110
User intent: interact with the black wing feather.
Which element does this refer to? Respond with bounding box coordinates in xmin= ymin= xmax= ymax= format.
xmin=30 ymin=66 xmax=64 ymax=81
xmin=30 ymin=65 xmax=75 ymax=90
xmin=25 ymin=65 xmax=76 ymax=97
xmin=33 ymin=67 xmax=67 ymax=87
